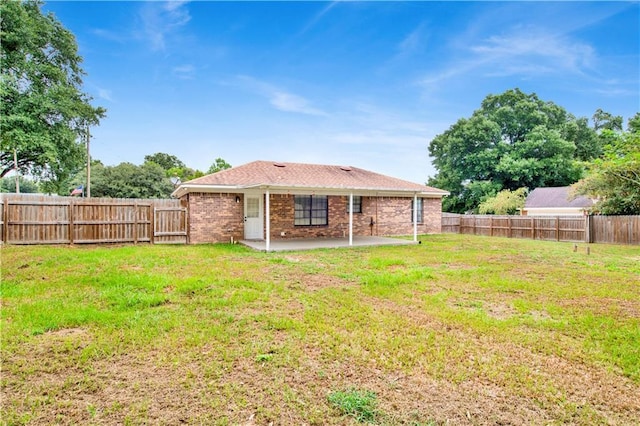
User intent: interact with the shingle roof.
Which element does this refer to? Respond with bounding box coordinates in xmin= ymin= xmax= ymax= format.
xmin=176 ymin=160 xmax=448 ymax=196
xmin=525 ymin=187 xmax=593 ymax=208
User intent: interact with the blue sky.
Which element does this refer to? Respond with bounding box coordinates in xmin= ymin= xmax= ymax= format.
xmin=43 ymin=1 xmax=639 ymax=184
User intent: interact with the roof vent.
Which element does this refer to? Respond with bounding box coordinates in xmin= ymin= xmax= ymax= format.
xmin=340 ymin=166 xmax=352 ymax=172
xmin=273 ymin=162 xmax=286 ymax=168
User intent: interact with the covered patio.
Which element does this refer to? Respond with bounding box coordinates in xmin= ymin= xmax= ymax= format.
xmin=240 ymin=235 xmax=418 ymax=252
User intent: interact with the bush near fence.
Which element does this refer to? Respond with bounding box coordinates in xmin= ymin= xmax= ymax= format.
xmin=0 ymin=193 xmax=187 ymax=245
xmin=442 ymin=213 xmax=640 ymax=245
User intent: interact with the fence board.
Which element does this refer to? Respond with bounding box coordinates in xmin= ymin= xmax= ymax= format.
xmin=442 ymin=213 xmax=639 ymax=245
xmin=0 ymin=193 xmax=185 ymax=245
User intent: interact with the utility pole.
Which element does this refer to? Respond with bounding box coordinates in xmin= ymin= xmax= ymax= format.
xmin=13 ymin=148 xmax=19 ymax=193
xmin=86 ymin=125 xmax=91 ymax=198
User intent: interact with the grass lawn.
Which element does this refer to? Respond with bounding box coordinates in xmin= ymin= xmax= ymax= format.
xmin=1 ymin=234 xmax=639 ymax=425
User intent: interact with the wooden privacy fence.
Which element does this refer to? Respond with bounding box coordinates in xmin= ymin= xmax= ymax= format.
xmin=442 ymin=213 xmax=640 ymax=245
xmin=0 ymin=193 xmax=188 ymax=245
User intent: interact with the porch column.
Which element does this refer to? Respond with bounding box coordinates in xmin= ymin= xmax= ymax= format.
xmin=413 ymin=194 xmax=418 ymax=242
xmin=349 ymin=192 xmax=353 ymax=246
xmin=265 ymin=189 xmax=270 ymax=252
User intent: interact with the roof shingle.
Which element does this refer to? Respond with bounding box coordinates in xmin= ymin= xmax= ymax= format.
xmin=525 ymin=187 xmax=593 ymax=208
xmin=182 ymin=160 xmax=447 ymax=194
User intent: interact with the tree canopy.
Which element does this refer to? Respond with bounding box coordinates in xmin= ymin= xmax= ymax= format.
xmin=76 ymin=160 xmax=174 ymax=199
xmin=477 ymin=187 xmax=528 ymax=215
xmin=0 ymin=0 xmax=105 ymax=193
xmin=208 ymin=157 xmax=232 ymax=174
xmin=573 ymin=120 xmax=640 ymax=215
xmin=428 ymin=89 xmax=603 ymax=213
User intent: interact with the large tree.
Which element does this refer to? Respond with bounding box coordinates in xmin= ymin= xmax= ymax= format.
xmin=0 ymin=0 xmax=105 ymax=193
xmin=428 ymin=89 xmax=600 ymax=213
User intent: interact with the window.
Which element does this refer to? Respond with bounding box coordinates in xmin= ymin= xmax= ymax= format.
xmin=346 ymin=196 xmax=362 ymax=213
xmin=295 ymin=195 xmax=328 ymax=226
xmin=411 ymin=198 xmax=423 ymax=223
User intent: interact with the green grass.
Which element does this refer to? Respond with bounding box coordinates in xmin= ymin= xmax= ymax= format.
xmin=327 ymin=388 xmax=379 ymax=423
xmin=1 ymin=235 xmax=639 ymax=425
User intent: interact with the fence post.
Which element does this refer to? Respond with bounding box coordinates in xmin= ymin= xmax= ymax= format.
xmin=68 ymin=200 xmax=74 ymax=244
xmin=150 ymin=205 xmax=155 ymax=245
xmin=531 ymin=217 xmax=536 ymax=240
xmin=133 ymin=203 xmax=138 ymax=244
xmin=508 ymin=216 xmax=512 ymax=238
xmin=3 ymin=197 xmax=8 ymax=244
xmin=556 ymin=216 xmax=560 ymax=241
xmin=585 ymin=215 xmax=591 ymax=243
xmin=490 ymin=216 xmax=493 ymax=237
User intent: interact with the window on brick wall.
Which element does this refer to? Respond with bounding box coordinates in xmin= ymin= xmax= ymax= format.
xmin=345 ymin=196 xmax=362 ymax=213
xmin=294 ymin=195 xmax=328 ymax=226
xmin=411 ymin=198 xmax=423 ymax=223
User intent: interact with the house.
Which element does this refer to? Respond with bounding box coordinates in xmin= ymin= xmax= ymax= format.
xmin=521 ymin=186 xmax=593 ymax=216
xmin=171 ymin=160 xmax=449 ymax=249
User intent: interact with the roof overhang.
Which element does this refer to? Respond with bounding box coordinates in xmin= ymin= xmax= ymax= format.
xmin=171 ymin=183 xmax=449 ymax=199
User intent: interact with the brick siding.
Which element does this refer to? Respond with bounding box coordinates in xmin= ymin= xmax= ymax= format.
xmin=185 ymin=193 xmax=442 ymax=243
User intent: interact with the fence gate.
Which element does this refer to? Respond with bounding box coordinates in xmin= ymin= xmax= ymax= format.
xmin=153 ymin=207 xmax=188 ymax=244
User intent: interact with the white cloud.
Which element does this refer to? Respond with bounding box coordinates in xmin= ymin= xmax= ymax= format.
xmin=235 ymin=75 xmax=328 ymax=117
xmin=173 ymin=64 xmax=196 ymax=80
xmin=470 ymin=27 xmax=595 ymax=73
xmin=97 ymin=88 xmax=113 ymax=102
xmin=138 ymin=1 xmax=191 ymax=51
xmin=420 ymin=26 xmax=597 ymax=88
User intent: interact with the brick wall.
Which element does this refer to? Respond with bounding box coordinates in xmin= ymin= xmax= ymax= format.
xmin=184 ymin=193 xmax=244 ymax=244
xmin=185 ymin=192 xmax=442 ymax=243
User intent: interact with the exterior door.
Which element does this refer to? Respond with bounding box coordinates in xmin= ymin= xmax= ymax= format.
xmin=244 ymin=195 xmax=263 ymax=240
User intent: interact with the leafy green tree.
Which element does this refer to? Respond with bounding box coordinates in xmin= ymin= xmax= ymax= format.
xmin=86 ymin=161 xmax=174 ymax=199
xmin=144 ymin=152 xmax=185 ymax=171
xmin=573 ymin=129 xmax=640 ymax=215
xmin=208 ymin=157 xmax=232 ymax=174
xmin=478 ymin=187 xmax=528 ymax=215
xmin=428 ymin=89 xmax=596 ymax=213
xmin=627 ymin=112 xmax=640 ymax=134
xmin=592 ymin=108 xmax=623 ymax=132
xmin=0 ymin=0 xmax=105 ymax=193
xmin=0 ymin=175 xmax=39 ymax=193
xmin=144 ymin=152 xmax=206 ymax=181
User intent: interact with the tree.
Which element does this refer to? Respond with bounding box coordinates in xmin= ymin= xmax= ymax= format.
xmin=78 ymin=161 xmax=174 ymax=199
xmin=627 ymin=112 xmax=640 ymax=134
xmin=208 ymin=157 xmax=232 ymax=174
xmin=428 ymin=89 xmax=597 ymax=213
xmin=0 ymin=0 xmax=105 ymax=193
xmin=573 ymin=129 xmax=640 ymax=215
xmin=144 ymin=152 xmax=206 ymax=181
xmin=478 ymin=187 xmax=528 ymax=215
xmin=0 ymin=176 xmax=39 ymax=193
xmin=144 ymin=152 xmax=185 ymax=171
xmin=592 ymin=108 xmax=623 ymax=132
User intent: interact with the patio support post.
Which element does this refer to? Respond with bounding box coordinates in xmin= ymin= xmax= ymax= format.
xmin=265 ymin=189 xmax=270 ymax=252
xmin=349 ymin=192 xmax=353 ymax=246
xmin=413 ymin=194 xmax=418 ymax=242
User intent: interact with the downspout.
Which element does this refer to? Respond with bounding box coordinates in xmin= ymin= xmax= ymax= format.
xmin=349 ymin=192 xmax=353 ymax=246
xmin=413 ymin=193 xmax=418 ymax=242
xmin=266 ymin=189 xmax=270 ymax=252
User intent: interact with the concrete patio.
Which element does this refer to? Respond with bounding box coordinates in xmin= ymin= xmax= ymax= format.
xmin=240 ymin=236 xmax=418 ymax=252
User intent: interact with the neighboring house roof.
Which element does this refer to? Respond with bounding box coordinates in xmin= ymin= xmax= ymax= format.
xmin=172 ymin=160 xmax=449 ymax=198
xmin=524 ymin=187 xmax=593 ymax=209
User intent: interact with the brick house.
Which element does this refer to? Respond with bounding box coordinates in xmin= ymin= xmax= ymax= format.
xmin=172 ymin=161 xmax=449 ymax=248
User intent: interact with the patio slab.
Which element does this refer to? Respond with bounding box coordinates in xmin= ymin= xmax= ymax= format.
xmin=240 ymin=236 xmax=418 ymax=252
